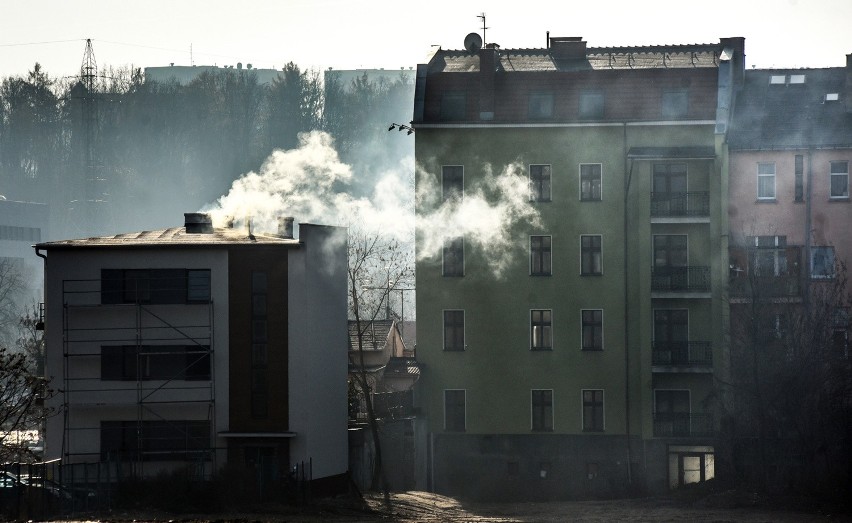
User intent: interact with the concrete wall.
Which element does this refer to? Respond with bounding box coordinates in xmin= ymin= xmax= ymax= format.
xmin=287 ymin=223 xmax=348 ymax=480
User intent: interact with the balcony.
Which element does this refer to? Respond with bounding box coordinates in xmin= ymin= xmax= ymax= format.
xmin=653 ymin=412 xmax=713 ymax=438
xmin=651 ymin=266 xmax=711 ymax=294
xmin=652 ymin=341 xmax=712 ymax=371
xmin=729 ymin=275 xmax=801 ymax=299
xmin=651 ymin=192 xmax=709 ymax=220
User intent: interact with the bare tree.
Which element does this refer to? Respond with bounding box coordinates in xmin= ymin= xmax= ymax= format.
xmin=347 ymin=227 xmax=413 ymax=508
xmin=722 ymin=238 xmax=851 ymax=495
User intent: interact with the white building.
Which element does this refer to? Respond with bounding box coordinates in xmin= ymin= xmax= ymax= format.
xmin=36 ymin=213 xmax=348 ymax=489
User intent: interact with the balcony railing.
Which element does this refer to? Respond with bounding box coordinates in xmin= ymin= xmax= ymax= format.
xmin=729 ymin=275 xmax=801 ymax=298
xmin=652 ymin=341 xmax=712 ymax=367
xmin=651 ymin=192 xmax=710 ymax=217
xmin=653 ymin=412 xmax=713 ymax=437
xmin=651 ymin=266 xmax=711 ymax=293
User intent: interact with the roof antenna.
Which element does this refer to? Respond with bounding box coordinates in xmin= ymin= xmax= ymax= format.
xmin=477 ymin=12 xmax=488 ymax=46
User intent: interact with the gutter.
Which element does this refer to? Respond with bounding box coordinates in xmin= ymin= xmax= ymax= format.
xmin=623 ymin=123 xmax=634 ymax=485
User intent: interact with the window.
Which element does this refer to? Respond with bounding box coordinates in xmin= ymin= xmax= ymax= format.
xmin=101 ymin=345 xmax=211 ymax=381
xmin=662 ymin=89 xmax=688 ymax=119
xmin=528 ymin=92 xmax=553 ymax=119
xmin=795 ymin=155 xmax=804 ymax=202
xmin=757 ymin=163 xmax=776 ymax=200
xmin=442 ymin=165 xmax=464 ymax=202
xmin=811 ymin=246 xmax=835 ymax=279
xmin=582 ymin=309 xmax=603 ymax=351
xmin=581 ymin=235 xmax=602 ymax=275
xmin=654 ymin=310 xmax=688 ymax=363
xmin=101 ymin=420 xmax=210 ymax=461
xmin=442 ymin=237 xmax=464 ymax=276
xmin=529 ymin=164 xmax=552 ymax=202
xmin=769 ymin=75 xmax=786 ymax=84
xmin=580 ymin=164 xmax=602 ymax=201
xmin=531 ymin=309 xmax=553 ymax=350
xmin=101 ymin=269 xmax=211 ymax=305
xmin=830 ymin=161 xmax=849 ymax=198
xmin=579 ymin=90 xmax=604 ymax=119
xmin=443 ymin=310 xmax=465 ymax=351
xmin=750 ymin=236 xmax=788 ymax=276
xmin=530 ymin=235 xmax=552 ymax=276
xmin=531 ymin=389 xmax=553 ymax=431
xmin=825 ymin=93 xmax=840 ymax=102
xmin=789 ymin=74 xmax=805 ymax=84
xmin=582 ymin=389 xmax=604 ymax=432
xmin=653 ymin=235 xmax=688 ymax=268
xmin=440 ymin=92 xmax=465 ymax=120
xmin=444 ymin=390 xmax=466 ymax=431
xmin=251 ymin=271 xmax=268 ymax=419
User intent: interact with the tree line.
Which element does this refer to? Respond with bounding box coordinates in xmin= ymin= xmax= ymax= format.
xmin=0 ymin=62 xmax=414 ymax=239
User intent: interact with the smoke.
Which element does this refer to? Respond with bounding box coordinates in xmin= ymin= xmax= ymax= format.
xmin=417 ymin=161 xmax=541 ymax=277
xmin=203 ymin=131 xmax=414 ymax=240
xmin=204 ymin=131 xmax=540 ymax=278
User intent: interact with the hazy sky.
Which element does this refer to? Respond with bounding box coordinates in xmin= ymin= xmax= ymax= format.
xmin=1 ymin=0 xmax=850 ymax=79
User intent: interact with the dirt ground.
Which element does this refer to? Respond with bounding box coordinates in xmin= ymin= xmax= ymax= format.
xmin=52 ymin=490 xmax=848 ymax=523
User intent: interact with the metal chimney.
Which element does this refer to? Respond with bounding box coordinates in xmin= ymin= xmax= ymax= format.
xmin=184 ymin=212 xmax=213 ymax=233
xmin=278 ymin=216 xmax=295 ymax=239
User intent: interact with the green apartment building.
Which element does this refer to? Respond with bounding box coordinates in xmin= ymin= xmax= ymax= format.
xmin=413 ymin=35 xmax=744 ymax=498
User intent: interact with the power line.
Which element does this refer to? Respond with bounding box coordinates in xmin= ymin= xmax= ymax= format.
xmin=0 ymin=39 xmax=83 ymax=47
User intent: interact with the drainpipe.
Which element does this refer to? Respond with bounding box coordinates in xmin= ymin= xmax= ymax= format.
xmin=804 ymin=149 xmax=813 ymax=306
xmin=622 ymin=123 xmax=634 ymax=485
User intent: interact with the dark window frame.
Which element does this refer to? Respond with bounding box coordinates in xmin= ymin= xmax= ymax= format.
xmin=531 ymin=309 xmax=553 ymax=350
xmin=581 ymin=235 xmax=602 ymax=276
xmin=582 ymin=309 xmax=604 ymax=351
xmin=443 ymin=237 xmax=464 ymax=277
xmin=443 ymin=310 xmax=465 ymax=351
xmin=529 ymin=164 xmax=552 ymax=202
xmin=580 ymin=164 xmax=602 ymax=201
xmin=530 ymin=235 xmax=552 ymax=276
xmin=531 ymin=389 xmax=554 ymax=431
xmin=582 ymin=389 xmax=604 ymax=432
xmin=444 ymin=389 xmax=466 ymax=432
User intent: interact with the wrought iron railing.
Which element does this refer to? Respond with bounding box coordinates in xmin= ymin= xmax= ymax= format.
xmin=653 ymin=412 xmax=713 ymax=437
xmin=651 ymin=266 xmax=711 ymax=292
xmin=651 ymin=191 xmax=710 ymax=217
xmin=652 ymin=341 xmax=712 ymax=366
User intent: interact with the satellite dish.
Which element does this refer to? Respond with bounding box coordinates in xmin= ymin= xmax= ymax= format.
xmin=464 ymin=32 xmax=483 ymax=53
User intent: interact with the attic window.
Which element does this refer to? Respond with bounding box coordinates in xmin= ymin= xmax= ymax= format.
xmin=826 ymin=93 xmax=840 ymax=102
xmin=770 ymin=75 xmax=786 ymax=84
xmin=789 ymin=74 xmax=805 ymax=84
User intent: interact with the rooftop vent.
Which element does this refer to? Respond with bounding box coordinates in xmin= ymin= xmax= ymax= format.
xmin=549 ymin=36 xmax=587 ymax=60
xmin=184 ymin=212 xmax=213 ymax=234
xmin=278 ymin=216 xmax=295 ymax=239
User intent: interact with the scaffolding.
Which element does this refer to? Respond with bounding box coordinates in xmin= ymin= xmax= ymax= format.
xmin=60 ymin=276 xmax=216 ymax=479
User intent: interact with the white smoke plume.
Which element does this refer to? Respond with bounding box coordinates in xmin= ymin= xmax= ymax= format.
xmin=203 ymin=131 xmax=414 ymax=240
xmin=204 ymin=131 xmax=540 ymax=277
xmin=416 ymin=161 xmax=541 ymax=277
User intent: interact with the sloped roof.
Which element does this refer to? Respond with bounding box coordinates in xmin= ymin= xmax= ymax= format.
xmin=728 ymin=68 xmax=852 ymax=150
xmin=36 ymin=226 xmax=299 ymax=249
xmin=348 ymin=319 xmax=397 ymax=351
xmin=429 ymin=44 xmax=723 ymax=74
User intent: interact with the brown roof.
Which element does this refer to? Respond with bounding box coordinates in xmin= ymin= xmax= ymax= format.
xmin=36 ymin=226 xmax=300 ymax=249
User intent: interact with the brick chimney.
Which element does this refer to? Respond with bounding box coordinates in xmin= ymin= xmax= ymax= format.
xmin=549 ymin=36 xmax=587 ymax=60
xmin=479 ymin=44 xmax=498 ymax=120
